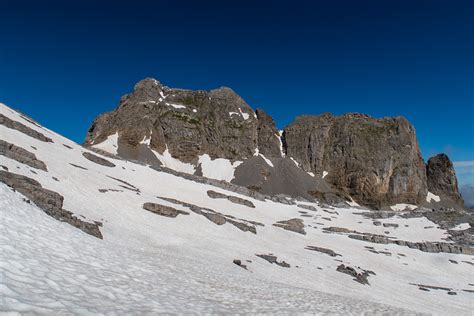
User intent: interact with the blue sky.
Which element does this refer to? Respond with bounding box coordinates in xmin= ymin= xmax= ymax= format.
xmin=0 ymin=0 xmax=473 ymax=184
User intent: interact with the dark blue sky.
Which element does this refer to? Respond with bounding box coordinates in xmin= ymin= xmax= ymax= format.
xmin=1 ymin=0 xmax=473 ymax=184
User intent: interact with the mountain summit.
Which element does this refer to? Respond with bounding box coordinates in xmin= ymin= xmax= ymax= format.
xmin=85 ymin=78 xmax=464 ymax=210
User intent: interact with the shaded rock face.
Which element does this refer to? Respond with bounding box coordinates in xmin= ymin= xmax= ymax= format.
xmin=283 ymin=114 xmax=428 ymax=208
xmin=426 ymin=154 xmax=464 ymax=207
xmin=255 ymin=108 xmax=281 ymax=157
xmin=85 ymin=78 xmax=263 ymax=163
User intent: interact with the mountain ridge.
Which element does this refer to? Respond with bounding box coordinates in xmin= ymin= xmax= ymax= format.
xmin=85 ymin=77 xmax=464 ymax=210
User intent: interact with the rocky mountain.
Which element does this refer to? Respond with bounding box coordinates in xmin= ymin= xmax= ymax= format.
xmin=1 ymin=102 xmax=473 ymax=314
xmin=85 ymin=78 xmax=464 ymax=210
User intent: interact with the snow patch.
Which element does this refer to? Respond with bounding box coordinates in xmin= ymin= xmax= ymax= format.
xmin=239 ymin=108 xmax=250 ymax=120
xmin=347 ymin=198 xmax=360 ymax=207
xmin=259 ymin=154 xmax=274 ymax=168
xmin=322 ymin=171 xmax=328 ymax=179
xmin=198 ymin=154 xmax=243 ymax=181
xmin=91 ymin=132 xmax=119 ymax=155
xmin=151 ymin=146 xmax=195 ymax=174
xmin=451 ymin=223 xmax=471 ymax=231
xmin=276 ymin=133 xmax=285 ymax=157
xmin=290 ymin=157 xmax=300 ymax=167
xmin=426 ymin=191 xmax=441 ymax=203
xmin=166 ymin=103 xmax=186 ymax=109
xmin=307 ymin=172 xmax=315 ymax=177
xmin=390 ymin=204 xmax=417 ymax=211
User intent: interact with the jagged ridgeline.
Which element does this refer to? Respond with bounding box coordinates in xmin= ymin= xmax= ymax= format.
xmin=84 ymin=78 xmax=463 ymax=210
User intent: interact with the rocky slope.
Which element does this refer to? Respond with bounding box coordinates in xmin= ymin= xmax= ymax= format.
xmin=1 ymin=101 xmax=473 ymax=315
xmin=85 ymin=78 xmax=464 ymax=210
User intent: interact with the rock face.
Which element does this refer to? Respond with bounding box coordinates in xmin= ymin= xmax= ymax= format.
xmin=426 ymin=154 xmax=464 ymax=207
xmin=85 ymin=78 xmax=261 ymax=164
xmin=283 ymin=114 xmax=427 ymax=208
xmin=255 ymin=108 xmax=282 ymax=157
xmin=85 ymin=77 xmax=463 ymax=209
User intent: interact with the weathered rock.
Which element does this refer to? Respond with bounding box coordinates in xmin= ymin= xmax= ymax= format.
xmin=142 ymin=202 xmax=189 ymax=217
xmin=85 ymin=78 xmax=259 ymax=163
xmin=283 ymin=113 xmax=428 ymax=209
xmin=0 ymin=139 xmax=48 ymax=171
xmin=0 ymin=170 xmax=102 ymax=238
xmin=207 ymin=190 xmax=255 ymax=208
xmin=427 ymin=154 xmax=464 ymax=208
xmin=348 ymin=232 xmax=474 ymax=255
xmin=336 ymin=264 xmax=371 ymax=285
xmin=273 ymin=218 xmax=306 ymax=235
xmin=0 ymin=114 xmax=53 ymax=142
xmin=70 ymin=163 xmax=88 ymax=170
xmin=256 ymin=254 xmax=290 ymax=268
xmin=156 ymin=195 xmax=260 ymax=233
xmin=82 ymin=152 xmax=116 ymax=167
xmin=305 ymin=246 xmax=341 ymax=257
xmin=233 ymin=259 xmax=247 ymax=269
xmin=255 ymin=108 xmax=282 ymax=158
xmin=203 ymin=212 xmax=226 ymax=225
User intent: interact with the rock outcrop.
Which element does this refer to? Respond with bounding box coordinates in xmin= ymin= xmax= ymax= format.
xmin=0 ymin=139 xmax=48 ymax=171
xmin=283 ymin=114 xmax=427 ymax=208
xmin=0 ymin=170 xmax=102 ymax=238
xmin=85 ymin=77 xmax=463 ymax=210
xmin=426 ymin=154 xmax=464 ymax=207
xmin=85 ymin=78 xmax=259 ymax=164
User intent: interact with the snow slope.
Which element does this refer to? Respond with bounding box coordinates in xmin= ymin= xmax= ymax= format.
xmin=0 ymin=103 xmax=473 ymax=315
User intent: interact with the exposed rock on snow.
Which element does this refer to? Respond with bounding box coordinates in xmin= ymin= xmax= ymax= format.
xmin=0 ymin=170 xmax=102 ymax=238
xmin=305 ymin=246 xmax=341 ymax=257
xmin=348 ymin=233 xmax=474 ymax=255
xmin=207 ymin=190 xmax=255 ymax=208
xmin=336 ymin=264 xmax=372 ymax=285
xmin=273 ymin=218 xmax=306 ymax=235
xmin=256 ymin=254 xmax=290 ymax=268
xmin=143 ymin=202 xmax=189 ymax=218
xmin=0 ymin=113 xmax=53 ymax=142
xmin=0 ymin=139 xmax=48 ymax=171
xmin=82 ymin=152 xmax=116 ymax=167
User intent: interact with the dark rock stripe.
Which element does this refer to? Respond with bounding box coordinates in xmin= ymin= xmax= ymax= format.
xmin=0 ymin=170 xmax=102 ymax=239
xmin=0 ymin=139 xmax=48 ymax=171
xmin=0 ymin=114 xmax=53 ymax=143
xmin=82 ymin=152 xmax=116 ymax=167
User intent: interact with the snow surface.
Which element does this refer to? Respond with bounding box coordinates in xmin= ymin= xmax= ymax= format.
xmin=91 ymin=132 xmax=119 ymax=155
xmin=238 ymin=107 xmax=250 ymax=120
xmin=1 ymin=102 xmax=473 ymax=315
xmin=151 ymin=146 xmax=195 ymax=174
xmin=451 ymin=223 xmax=471 ymax=231
xmin=391 ymin=204 xmax=418 ymax=211
xmin=426 ymin=191 xmax=441 ymax=203
xmin=198 ymin=154 xmax=243 ymax=182
xmin=276 ymin=131 xmax=285 ymax=157
xmin=323 ymin=171 xmax=329 ymax=179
